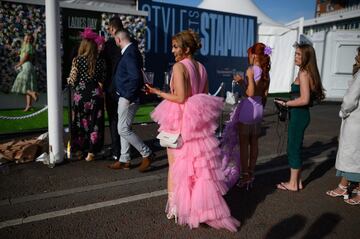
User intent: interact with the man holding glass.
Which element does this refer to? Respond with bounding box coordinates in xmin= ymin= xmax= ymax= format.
xmin=108 ymin=29 xmax=153 ymax=172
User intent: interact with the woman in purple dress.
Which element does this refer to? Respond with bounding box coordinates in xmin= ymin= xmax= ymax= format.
xmin=222 ymin=43 xmax=271 ymax=189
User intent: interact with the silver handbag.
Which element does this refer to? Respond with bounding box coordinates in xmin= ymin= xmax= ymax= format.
xmin=156 ymin=131 xmax=183 ymax=148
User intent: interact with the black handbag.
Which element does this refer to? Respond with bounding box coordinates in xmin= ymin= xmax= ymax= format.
xmin=274 ymin=98 xmax=288 ymax=122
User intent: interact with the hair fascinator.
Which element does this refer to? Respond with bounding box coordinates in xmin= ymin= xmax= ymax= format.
xmin=95 ymin=35 xmax=105 ymax=46
xmin=80 ymin=27 xmax=104 ymax=47
xmin=292 ymin=34 xmax=313 ymax=48
xmin=264 ymin=45 xmax=272 ymax=56
xmin=80 ymin=27 xmax=98 ymax=41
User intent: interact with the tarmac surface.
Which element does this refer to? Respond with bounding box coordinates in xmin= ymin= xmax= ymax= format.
xmin=0 ymin=98 xmax=359 ymax=239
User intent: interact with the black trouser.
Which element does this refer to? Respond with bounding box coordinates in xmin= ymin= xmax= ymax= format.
xmin=105 ymin=92 xmax=120 ymax=159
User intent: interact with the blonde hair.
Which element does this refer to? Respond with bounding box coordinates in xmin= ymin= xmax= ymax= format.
xmin=171 ymin=29 xmax=202 ymax=55
xmin=77 ymin=39 xmax=98 ymax=78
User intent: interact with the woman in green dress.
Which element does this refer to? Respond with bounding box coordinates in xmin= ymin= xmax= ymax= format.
xmin=274 ymin=43 xmax=325 ymax=191
xmin=11 ymin=33 xmax=39 ymax=112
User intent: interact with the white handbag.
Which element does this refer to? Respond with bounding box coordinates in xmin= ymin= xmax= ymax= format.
xmin=225 ymin=80 xmax=239 ymax=105
xmin=156 ymin=131 xmax=183 ymax=148
xmin=225 ymin=91 xmax=239 ymax=105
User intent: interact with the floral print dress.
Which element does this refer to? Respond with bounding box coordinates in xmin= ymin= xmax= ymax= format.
xmin=70 ymin=55 xmax=105 ymax=154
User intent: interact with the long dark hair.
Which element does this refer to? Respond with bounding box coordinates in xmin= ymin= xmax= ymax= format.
xmin=297 ymin=44 xmax=325 ymax=101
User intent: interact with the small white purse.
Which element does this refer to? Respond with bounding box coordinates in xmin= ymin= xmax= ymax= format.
xmin=225 ymin=91 xmax=239 ymax=105
xmin=156 ymin=131 xmax=183 ymax=148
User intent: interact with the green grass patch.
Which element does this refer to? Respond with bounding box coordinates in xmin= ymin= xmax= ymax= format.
xmin=0 ymin=104 xmax=155 ymax=134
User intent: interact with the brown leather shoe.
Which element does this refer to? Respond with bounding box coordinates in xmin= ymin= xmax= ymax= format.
xmin=138 ymin=154 xmax=154 ymax=172
xmin=108 ymin=161 xmax=130 ymax=170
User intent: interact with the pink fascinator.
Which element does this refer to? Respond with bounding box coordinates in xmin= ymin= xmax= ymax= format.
xmin=95 ymin=35 xmax=105 ymax=46
xmin=80 ymin=27 xmax=98 ymax=41
xmin=80 ymin=27 xmax=104 ymax=48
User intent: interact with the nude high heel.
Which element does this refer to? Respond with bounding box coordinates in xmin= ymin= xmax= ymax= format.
xmin=166 ymin=192 xmax=177 ymax=223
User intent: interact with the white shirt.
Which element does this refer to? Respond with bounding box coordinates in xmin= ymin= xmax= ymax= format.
xmin=121 ymin=42 xmax=132 ymax=55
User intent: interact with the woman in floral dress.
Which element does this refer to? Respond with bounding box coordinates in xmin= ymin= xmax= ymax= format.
xmin=68 ymin=28 xmax=105 ymax=161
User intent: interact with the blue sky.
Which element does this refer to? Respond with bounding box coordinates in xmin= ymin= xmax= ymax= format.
xmin=154 ymin=0 xmax=316 ymax=24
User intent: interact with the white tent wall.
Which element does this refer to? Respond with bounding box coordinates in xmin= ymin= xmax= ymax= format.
xmin=307 ymin=30 xmax=360 ymax=100
xmin=198 ymin=0 xmax=301 ymax=94
xmin=259 ymin=28 xmax=298 ymax=93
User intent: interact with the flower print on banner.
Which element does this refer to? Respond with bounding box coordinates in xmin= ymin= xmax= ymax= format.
xmin=90 ymin=131 xmax=98 ymax=144
xmin=73 ymin=92 xmax=82 ymax=105
xmin=0 ymin=1 xmax=146 ymax=93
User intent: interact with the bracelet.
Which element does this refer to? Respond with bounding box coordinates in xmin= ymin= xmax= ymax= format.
xmin=285 ymin=101 xmax=288 ymax=107
xmin=157 ymin=89 xmax=162 ymax=96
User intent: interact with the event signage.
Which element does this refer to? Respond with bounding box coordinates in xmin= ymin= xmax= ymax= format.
xmin=139 ymin=0 xmax=257 ymax=94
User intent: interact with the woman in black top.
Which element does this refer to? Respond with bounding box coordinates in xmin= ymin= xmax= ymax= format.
xmin=68 ymin=28 xmax=105 ymax=161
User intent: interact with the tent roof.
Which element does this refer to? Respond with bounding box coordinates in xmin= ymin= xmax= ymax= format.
xmin=197 ymin=0 xmax=282 ymax=26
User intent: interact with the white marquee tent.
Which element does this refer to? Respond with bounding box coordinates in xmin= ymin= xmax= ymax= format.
xmin=198 ymin=0 xmax=301 ymax=93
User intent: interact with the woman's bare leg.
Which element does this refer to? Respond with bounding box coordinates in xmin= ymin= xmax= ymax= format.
xmin=249 ymin=131 xmax=259 ymax=176
xmin=167 ymin=148 xmax=175 ymax=194
xmin=24 ymin=94 xmax=32 ymax=111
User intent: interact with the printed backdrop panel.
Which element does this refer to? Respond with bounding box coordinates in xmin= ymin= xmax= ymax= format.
xmin=139 ymin=0 xmax=257 ymax=94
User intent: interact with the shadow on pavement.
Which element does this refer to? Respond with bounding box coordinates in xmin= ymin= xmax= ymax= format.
xmin=224 ymin=135 xmax=337 ymax=228
xmin=302 ymin=212 xmax=341 ymax=239
xmin=303 ymin=150 xmax=336 ymax=188
xmin=265 ymin=214 xmax=307 ymax=239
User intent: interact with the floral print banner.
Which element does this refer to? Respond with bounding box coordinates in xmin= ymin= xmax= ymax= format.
xmin=0 ymin=1 xmax=146 ymax=94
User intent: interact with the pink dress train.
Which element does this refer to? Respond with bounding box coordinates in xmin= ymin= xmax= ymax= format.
xmin=151 ymin=58 xmax=240 ymax=232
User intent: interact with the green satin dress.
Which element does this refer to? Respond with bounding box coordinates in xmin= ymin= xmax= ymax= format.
xmin=287 ymin=83 xmax=310 ymax=169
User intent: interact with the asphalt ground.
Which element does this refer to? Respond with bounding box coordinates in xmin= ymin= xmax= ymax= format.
xmin=0 ymin=99 xmax=359 ymax=238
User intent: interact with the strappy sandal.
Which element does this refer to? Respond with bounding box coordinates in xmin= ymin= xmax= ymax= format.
xmin=344 ymin=191 xmax=360 ymax=205
xmin=237 ymin=171 xmax=254 ymax=190
xmin=166 ymin=192 xmax=177 ymax=223
xmin=326 ymin=184 xmax=349 ymax=198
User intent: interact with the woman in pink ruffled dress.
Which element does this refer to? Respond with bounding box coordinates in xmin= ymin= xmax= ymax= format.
xmin=146 ymin=30 xmax=240 ymax=232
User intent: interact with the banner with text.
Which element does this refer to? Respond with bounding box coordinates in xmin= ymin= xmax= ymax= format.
xmin=139 ymin=0 xmax=257 ymax=94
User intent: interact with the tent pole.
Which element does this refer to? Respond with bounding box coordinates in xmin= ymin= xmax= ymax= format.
xmin=46 ymin=0 xmax=64 ymax=167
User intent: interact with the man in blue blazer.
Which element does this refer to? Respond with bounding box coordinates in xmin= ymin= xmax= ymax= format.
xmin=102 ymin=17 xmax=123 ymax=161
xmin=108 ymin=29 xmax=153 ymax=172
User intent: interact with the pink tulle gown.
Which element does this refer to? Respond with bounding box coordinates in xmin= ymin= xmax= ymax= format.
xmin=151 ymin=58 xmax=240 ymax=232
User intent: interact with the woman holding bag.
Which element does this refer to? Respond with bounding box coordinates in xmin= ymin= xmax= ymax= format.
xmin=146 ymin=29 xmax=239 ymax=232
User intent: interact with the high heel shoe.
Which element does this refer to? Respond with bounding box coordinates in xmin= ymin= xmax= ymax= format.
xmin=326 ymin=183 xmax=349 ymax=198
xmin=344 ymin=191 xmax=360 ymax=205
xmin=236 ymin=171 xmax=255 ymax=190
xmin=85 ymin=153 xmax=95 ymax=162
xmin=165 ymin=192 xmax=178 ymax=223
